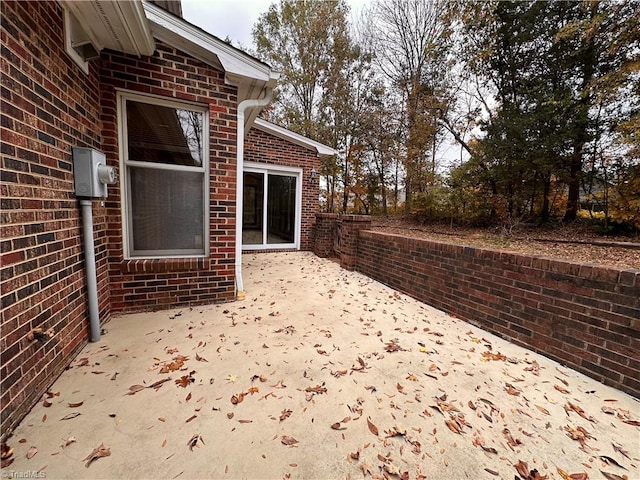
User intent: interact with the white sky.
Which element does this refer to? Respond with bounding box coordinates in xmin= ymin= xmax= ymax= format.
xmin=181 ymin=0 xmax=370 ymax=50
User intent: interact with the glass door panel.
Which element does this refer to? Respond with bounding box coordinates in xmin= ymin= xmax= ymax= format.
xmin=242 ymin=172 xmax=264 ymax=245
xmin=267 ymin=174 xmax=296 ymax=244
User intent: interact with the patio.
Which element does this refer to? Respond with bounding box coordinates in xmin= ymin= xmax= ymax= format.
xmin=4 ymin=252 xmax=638 ymax=479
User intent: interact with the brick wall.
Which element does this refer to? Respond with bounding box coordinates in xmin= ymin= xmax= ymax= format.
xmin=313 ymin=213 xmax=338 ymax=257
xmin=354 ymin=230 xmax=640 ymax=397
xmin=99 ymin=42 xmax=238 ymax=311
xmin=244 ymin=127 xmax=320 ymax=250
xmin=1 ymin=0 xmax=106 ymax=435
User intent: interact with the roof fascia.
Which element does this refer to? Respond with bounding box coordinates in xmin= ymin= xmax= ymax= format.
xmin=143 ymin=1 xmax=278 ymax=86
xmin=253 ymin=118 xmax=337 ymax=158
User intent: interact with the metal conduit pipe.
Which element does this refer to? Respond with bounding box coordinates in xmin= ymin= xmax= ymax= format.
xmin=80 ymin=199 xmax=101 ymax=342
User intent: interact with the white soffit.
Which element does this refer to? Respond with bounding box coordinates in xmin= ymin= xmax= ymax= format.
xmin=60 ymin=0 xmax=155 ymax=57
xmin=253 ymin=118 xmax=337 ymax=158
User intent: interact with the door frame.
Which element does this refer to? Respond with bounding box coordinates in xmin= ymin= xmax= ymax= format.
xmin=242 ymin=162 xmax=302 ymax=251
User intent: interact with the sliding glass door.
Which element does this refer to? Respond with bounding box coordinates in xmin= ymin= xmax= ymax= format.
xmin=242 ymin=164 xmax=301 ymax=249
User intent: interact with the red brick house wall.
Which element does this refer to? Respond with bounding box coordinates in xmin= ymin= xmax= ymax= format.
xmin=98 ymin=42 xmax=238 ymax=312
xmin=1 ymin=0 xmax=326 ymax=436
xmin=243 ymin=128 xmax=320 ymax=251
xmin=1 ymin=0 xmax=107 ymax=434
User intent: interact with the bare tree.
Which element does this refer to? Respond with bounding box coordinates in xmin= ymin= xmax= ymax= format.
xmin=362 ymin=0 xmax=452 ymax=213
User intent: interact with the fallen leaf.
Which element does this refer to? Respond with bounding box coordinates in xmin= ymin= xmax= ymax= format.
xmin=504 ymin=383 xmax=521 ymax=396
xmin=502 ymin=428 xmax=522 ymax=448
xmin=612 ymin=442 xmax=631 ymax=460
xmin=159 ymin=355 xmax=188 ymax=374
xmin=126 ymin=385 xmax=145 ymax=395
xmin=67 ymin=401 xmax=84 ymax=408
xmin=536 ymin=405 xmax=550 ymax=415
xmin=564 ymin=402 xmax=595 ymax=422
xmin=43 ymin=400 xmax=52 ymax=408
xmin=158 ymin=417 xmax=166 ymax=422
xmin=26 ymin=446 xmax=37 ymax=459
xmin=360 ymin=463 xmax=373 ymax=475
xmin=148 ymin=378 xmax=171 ymax=390
xmin=331 ymin=422 xmax=341 ymax=430
xmin=564 ymin=425 xmax=592 ymax=447
xmin=83 ymin=443 xmax=110 ymax=468
xmin=187 ymin=434 xmax=202 ymax=451
xmin=279 ymin=409 xmax=292 ymax=422
xmin=60 ymin=437 xmax=76 ymax=448
xmin=304 ymin=384 xmax=327 ymax=394
xmin=175 ymin=373 xmax=195 ymax=388
xmin=515 ymin=461 xmax=534 ymax=479
xmin=600 ymin=472 xmax=627 ymax=480
xmin=484 ymin=468 xmax=499 ymax=476
xmin=367 ymin=417 xmax=379 ymax=436
xmin=598 ymin=456 xmax=627 ymax=470
xmin=231 ymin=393 xmax=245 ymax=405
xmin=281 ymin=435 xmax=298 ymax=446
xmin=185 ymin=415 xmax=197 ymax=423
xmin=162 ymin=439 xmax=167 ymax=448
xmin=60 ymin=413 xmax=81 ymax=421
xmin=554 ymin=384 xmax=570 ymax=394
xmin=482 ymin=351 xmax=506 ymax=361
xmin=195 ymin=353 xmax=208 ymax=362
xmin=238 ymin=419 xmax=253 ymax=423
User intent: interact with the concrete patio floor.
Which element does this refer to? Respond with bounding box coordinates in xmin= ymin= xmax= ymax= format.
xmin=4 ymin=252 xmax=639 ymax=480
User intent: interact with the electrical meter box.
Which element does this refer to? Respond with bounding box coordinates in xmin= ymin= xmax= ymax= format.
xmin=72 ymin=147 xmax=116 ymax=198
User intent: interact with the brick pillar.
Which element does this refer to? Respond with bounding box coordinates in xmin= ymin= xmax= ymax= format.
xmin=313 ymin=213 xmax=339 ymax=258
xmin=340 ymin=215 xmax=372 ymax=271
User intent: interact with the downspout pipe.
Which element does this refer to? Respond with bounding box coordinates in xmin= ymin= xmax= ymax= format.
xmin=80 ymin=199 xmax=101 ymax=342
xmin=235 ymin=89 xmax=273 ymax=298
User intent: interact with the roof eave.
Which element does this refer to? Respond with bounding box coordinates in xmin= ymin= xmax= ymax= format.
xmin=143 ymin=1 xmax=277 ymax=89
xmin=253 ymin=118 xmax=337 ymax=158
xmin=60 ymin=0 xmax=155 ymax=57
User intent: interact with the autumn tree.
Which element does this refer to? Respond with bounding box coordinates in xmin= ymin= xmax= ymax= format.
xmin=450 ymin=0 xmax=639 ymax=224
xmin=253 ymin=0 xmax=365 ymax=212
xmin=362 ymin=0 xmax=453 ymax=213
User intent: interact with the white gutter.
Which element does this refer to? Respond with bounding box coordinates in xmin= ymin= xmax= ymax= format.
xmin=235 ymin=90 xmax=273 ymax=299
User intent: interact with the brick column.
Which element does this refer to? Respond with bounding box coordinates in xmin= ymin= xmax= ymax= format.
xmin=339 ymin=215 xmax=372 ymax=271
xmin=313 ymin=213 xmax=339 ymax=258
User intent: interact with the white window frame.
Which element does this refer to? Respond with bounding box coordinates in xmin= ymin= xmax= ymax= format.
xmin=242 ymin=162 xmax=302 ymax=251
xmin=118 ymin=90 xmax=210 ymax=259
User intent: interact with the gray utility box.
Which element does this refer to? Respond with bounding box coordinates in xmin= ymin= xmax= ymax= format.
xmin=72 ymin=147 xmax=116 ymax=198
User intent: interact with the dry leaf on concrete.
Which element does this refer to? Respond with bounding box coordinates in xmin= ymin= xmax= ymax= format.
xmin=83 ymin=443 xmax=110 ymax=468
xmin=367 ymin=417 xmax=379 ymax=436
xmin=281 ymin=435 xmax=298 ymax=446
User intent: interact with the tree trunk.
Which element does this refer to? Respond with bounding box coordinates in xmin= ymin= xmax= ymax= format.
xmin=563 ymin=155 xmax=582 ymax=222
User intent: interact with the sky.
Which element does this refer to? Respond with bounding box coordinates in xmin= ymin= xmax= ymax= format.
xmin=181 ymin=0 xmax=369 ymax=50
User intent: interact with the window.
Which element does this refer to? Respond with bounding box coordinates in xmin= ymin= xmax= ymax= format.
xmin=242 ymin=163 xmax=301 ymax=250
xmin=119 ymin=92 xmax=209 ymax=258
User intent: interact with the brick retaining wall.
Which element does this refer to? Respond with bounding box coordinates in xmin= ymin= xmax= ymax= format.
xmin=313 ymin=214 xmax=640 ymax=397
xmin=356 ymin=230 xmax=639 ymax=397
